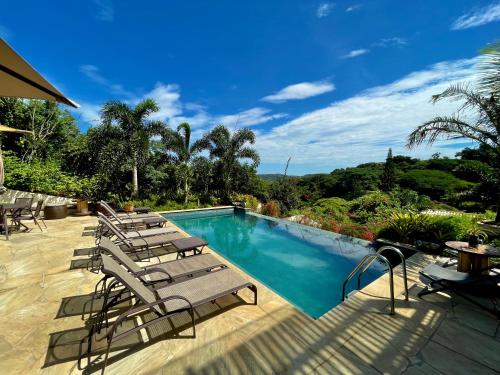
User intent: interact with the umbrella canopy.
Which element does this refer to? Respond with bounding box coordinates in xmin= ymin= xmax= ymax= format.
xmin=0 ymin=38 xmax=78 ymax=193
xmin=0 ymin=39 xmax=79 ymax=108
xmin=0 ymin=124 xmax=33 ymax=135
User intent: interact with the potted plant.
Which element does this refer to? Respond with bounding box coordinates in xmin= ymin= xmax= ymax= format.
xmin=467 ymin=225 xmax=488 ymax=247
xmin=123 ymin=201 xmax=135 ymax=213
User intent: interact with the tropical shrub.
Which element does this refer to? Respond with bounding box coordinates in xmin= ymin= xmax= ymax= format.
xmin=387 ymin=211 xmax=430 ymax=242
xmin=310 ymin=197 xmax=351 ymax=221
xmin=268 ymin=179 xmax=301 ymax=215
xmin=262 ymin=200 xmax=281 ymax=217
xmin=230 ymin=193 xmax=260 ymax=211
xmin=4 ymin=151 xmax=89 ymax=197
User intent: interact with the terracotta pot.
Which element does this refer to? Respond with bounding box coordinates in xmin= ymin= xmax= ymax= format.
xmin=123 ymin=203 xmax=135 ymax=213
xmin=76 ymin=199 xmax=89 ymax=214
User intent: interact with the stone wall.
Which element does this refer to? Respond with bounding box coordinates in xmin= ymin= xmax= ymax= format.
xmin=0 ymin=189 xmax=74 ymax=206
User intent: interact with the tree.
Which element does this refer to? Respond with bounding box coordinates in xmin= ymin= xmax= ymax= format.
xmin=380 ymin=148 xmax=395 ymax=191
xmin=203 ymin=125 xmax=260 ymax=202
xmin=161 ymin=122 xmax=207 ymax=203
xmin=100 ymin=99 xmax=165 ymax=197
xmin=407 ymin=82 xmax=500 ymax=221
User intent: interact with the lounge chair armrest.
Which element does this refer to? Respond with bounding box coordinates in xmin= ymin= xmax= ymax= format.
xmin=137 ymin=267 xmax=173 ymax=280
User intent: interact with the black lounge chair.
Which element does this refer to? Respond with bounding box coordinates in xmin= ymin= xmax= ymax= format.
xmin=418 ymin=263 xmax=500 ymax=318
xmin=85 ymin=254 xmax=257 ymax=374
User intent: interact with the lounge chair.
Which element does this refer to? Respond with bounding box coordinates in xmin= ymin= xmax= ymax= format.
xmin=98 ymin=237 xmax=225 ymax=284
xmin=418 ymin=263 xmax=500 ymax=318
xmin=97 ymin=213 xmax=177 ymax=238
xmin=99 ymin=201 xmax=157 ymax=219
xmin=86 ymin=254 xmax=257 ymax=373
xmin=95 ymin=217 xmax=184 ymax=256
xmin=99 ymin=201 xmax=166 ymax=228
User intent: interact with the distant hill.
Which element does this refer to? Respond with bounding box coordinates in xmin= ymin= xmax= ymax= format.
xmin=258 ymin=174 xmax=296 ymax=182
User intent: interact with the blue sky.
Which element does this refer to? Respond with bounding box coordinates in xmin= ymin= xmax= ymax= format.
xmin=1 ymin=1 xmax=499 ymax=174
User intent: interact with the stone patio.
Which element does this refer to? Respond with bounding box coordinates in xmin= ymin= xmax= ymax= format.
xmin=0 ymin=215 xmax=499 ymax=374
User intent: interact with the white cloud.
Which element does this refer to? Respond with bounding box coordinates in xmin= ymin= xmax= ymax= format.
xmin=451 ymin=2 xmax=500 ymax=30
xmin=140 ymin=83 xmax=183 ymax=122
xmin=73 ymin=101 xmax=101 ymax=126
xmin=262 ymin=81 xmax=335 ymax=103
xmin=80 ymin=64 xmax=133 ymax=98
xmin=216 ymin=108 xmax=287 ymax=127
xmin=94 ymin=0 xmax=114 ymax=21
xmin=316 ymin=3 xmax=334 ymax=18
xmin=75 ymin=70 xmax=285 ymax=131
xmin=342 ymin=49 xmax=369 ymax=58
xmin=346 ymin=4 xmax=361 ymax=12
xmin=255 ymin=58 xmax=478 ymax=171
xmin=372 ymin=37 xmax=407 ymax=48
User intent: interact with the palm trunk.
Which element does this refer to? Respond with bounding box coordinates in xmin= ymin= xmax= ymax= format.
xmin=184 ymin=177 xmax=189 ymax=204
xmin=132 ymin=158 xmax=139 ymax=197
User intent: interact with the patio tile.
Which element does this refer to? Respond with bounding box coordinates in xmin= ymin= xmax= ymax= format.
xmin=419 ymin=340 xmax=498 ymax=375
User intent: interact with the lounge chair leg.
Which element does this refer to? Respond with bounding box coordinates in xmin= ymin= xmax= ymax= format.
xmin=101 ymin=333 xmax=114 ymax=375
xmin=190 ymin=308 xmax=196 ymax=338
xmin=249 ymin=285 xmax=258 ymax=305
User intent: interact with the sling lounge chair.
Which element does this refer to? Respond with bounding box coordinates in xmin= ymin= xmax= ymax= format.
xmin=94 ymin=217 xmax=191 ymax=262
xmin=418 ymin=263 xmax=500 ymax=318
xmin=97 ymin=213 xmax=177 ymax=239
xmin=98 ymin=237 xmax=225 ymax=284
xmin=99 ymin=201 xmax=166 ymax=228
xmin=86 ymin=254 xmax=257 ymax=374
xmin=99 ymin=201 xmax=158 ymax=219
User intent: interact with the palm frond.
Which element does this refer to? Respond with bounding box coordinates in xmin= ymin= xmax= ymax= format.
xmin=133 ymin=99 xmax=160 ymax=121
xmin=237 ymin=147 xmax=260 ymax=167
xmin=407 ymin=116 xmax=495 ymax=149
xmin=478 ymin=41 xmax=500 ymax=98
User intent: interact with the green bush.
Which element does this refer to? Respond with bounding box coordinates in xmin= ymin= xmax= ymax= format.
xmin=426 ymin=215 xmax=479 ymax=242
xmin=230 ymin=193 xmax=260 ymax=211
xmin=4 ymin=151 xmax=90 ymax=197
xmin=387 ymin=211 xmax=430 ymax=242
xmin=399 ymin=169 xmax=474 ymax=200
xmin=311 ymin=197 xmax=350 ymax=221
xmin=269 ymin=179 xmax=300 ymax=215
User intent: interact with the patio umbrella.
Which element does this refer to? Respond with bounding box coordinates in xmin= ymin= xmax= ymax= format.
xmin=0 ymin=38 xmax=78 ymax=192
xmin=0 ymin=39 xmax=79 ymax=108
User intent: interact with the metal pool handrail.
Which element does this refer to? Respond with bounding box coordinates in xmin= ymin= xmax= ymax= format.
xmin=341 ymin=246 xmax=409 ymax=315
xmin=358 ymin=246 xmax=409 ymax=302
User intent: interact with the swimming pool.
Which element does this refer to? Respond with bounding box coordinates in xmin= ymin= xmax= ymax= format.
xmin=165 ymin=208 xmax=385 ymax=318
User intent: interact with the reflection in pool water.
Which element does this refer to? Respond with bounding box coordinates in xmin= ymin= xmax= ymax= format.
xmin=166 ymin=208 xmax=384 ymax=318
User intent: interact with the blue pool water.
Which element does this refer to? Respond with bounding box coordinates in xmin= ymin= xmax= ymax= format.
xmin=165 ymin=208 xmax=385 ymax=318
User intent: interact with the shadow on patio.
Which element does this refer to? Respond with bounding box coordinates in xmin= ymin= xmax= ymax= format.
xmin=44 ymin=284 xmax=449 ymax=374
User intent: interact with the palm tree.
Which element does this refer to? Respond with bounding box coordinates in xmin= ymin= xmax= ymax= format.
xmin=203 ymin=125 xmax=260 ymax=202
xmin=478 ymin=41 xmax=500 ymax=99
xmin=407 ymin=83 xmax=500 ymax=221
xmin=100 ymin=99 xmax=165 ymax=197
xmin=161 ymin=122 xmax=207 ymax=203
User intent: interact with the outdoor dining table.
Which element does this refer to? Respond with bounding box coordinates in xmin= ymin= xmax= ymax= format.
xmin=0 ymin=202 xmax=27 ymax=240
xmin=445 ymin=241 xmax=500 ymax=275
